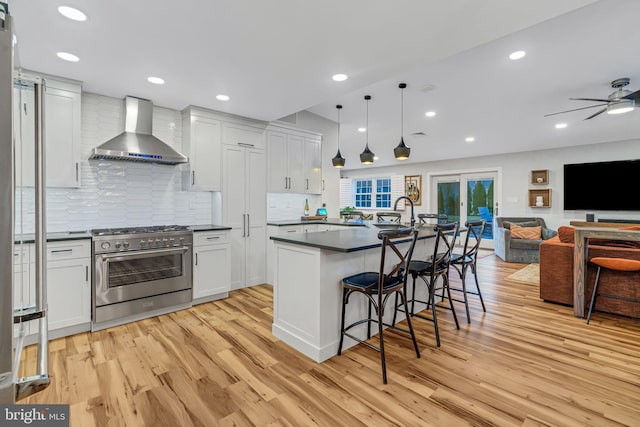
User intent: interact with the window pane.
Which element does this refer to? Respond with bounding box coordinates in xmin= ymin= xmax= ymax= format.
xmin=376 ymin=194 xmax=391 ymax=208
xmin=377 ymin=179 xmax=391 ymax=193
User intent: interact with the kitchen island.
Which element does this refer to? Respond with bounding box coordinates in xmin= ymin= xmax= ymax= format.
xmin=270 ymin=225 xmax=438 ymax=362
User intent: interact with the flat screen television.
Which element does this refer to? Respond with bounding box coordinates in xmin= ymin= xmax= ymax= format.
xmin=563 ymin=159 xmax=640 ymax=211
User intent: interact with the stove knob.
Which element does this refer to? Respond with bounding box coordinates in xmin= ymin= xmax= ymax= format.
xmin=115 ymin=242 xmax=122 ymax=249
xmin=101 ymin=242 xmax=111 ymax=250
xmin=169 ymin=237 xmax=175 ymax=242
xmin=179 ymin=237 xmax=185 ymax=242
xmin=155 ymin=238 xmax=161 ymax=243
xmin=123 ymin=241 xmax=130 ymax=249
xmin=140 ymin=239 xmax=147 ymax=246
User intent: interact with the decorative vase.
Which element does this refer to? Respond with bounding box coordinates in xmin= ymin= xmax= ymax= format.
xmin=536 ymin=177 xmax=544 ymax=183
xmin=536 ymin=196 xmax=544 ymax=207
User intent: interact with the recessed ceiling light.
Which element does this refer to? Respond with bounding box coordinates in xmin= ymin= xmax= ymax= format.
xmin=58 ymin=6 xmax=87 ymax=21
xmin=56 ymin=52 xmax=79 ymax=62
xmin=147 ymin=76 xmax=165 ymax=85
xmin=216 ymin=94 xmax=230 ymax=101
xmin=358 ymin=127 xmax=366 ymax=132
xmin=509 ymin=50 xmax=526 ymax=60
xmin=425 ymin=111 xmax=436 ymax=117
xmin=465 ymin=137 xmax=475 ymax=142
xmin=555 ymin=123 xmax=567 ymax=129
xmin=332 ymin=74 xmax=348 ymax=82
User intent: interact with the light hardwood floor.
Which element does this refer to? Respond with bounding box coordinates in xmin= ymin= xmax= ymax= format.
xmin=19 ymin=253 xmax=640 ymax=426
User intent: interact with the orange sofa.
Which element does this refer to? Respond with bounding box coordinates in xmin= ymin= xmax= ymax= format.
xmin=539 ymin=228 xmax=640 ymax=318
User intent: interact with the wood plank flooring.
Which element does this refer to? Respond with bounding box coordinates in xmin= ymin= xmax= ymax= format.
xmin=19 ymin=253 xmax=640 ymax=426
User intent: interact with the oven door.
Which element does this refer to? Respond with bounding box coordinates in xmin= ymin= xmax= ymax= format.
xmin=94 ymin=246 xmax=192 ymax=307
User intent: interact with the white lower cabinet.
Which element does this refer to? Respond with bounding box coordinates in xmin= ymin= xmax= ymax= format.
xmin=13 ymin=239 xmax=91 ymax=341
xmin=193 ymin=230 xmax=231 ymax=303
xmin=46 ymin=240 xmax=91 ymax=336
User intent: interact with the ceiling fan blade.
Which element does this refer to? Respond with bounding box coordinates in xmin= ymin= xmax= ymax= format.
xmin=584 ymin=107 xmax=607 ymax=120
xmin=543 ymin=103 xmax=609 ymax=117
xmin=622 ymin=89 xmax=640 ymax=101
xmin=569 ymin=97 xmax=611 ymax=102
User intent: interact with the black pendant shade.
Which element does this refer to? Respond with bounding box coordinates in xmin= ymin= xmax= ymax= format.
xmin=394 ymin=83 xmax=410 ymax=160
xmin=332 ymin=104 xmax=346 ymax=168
xmin=360 ymin=95 xmax=375 ymax=164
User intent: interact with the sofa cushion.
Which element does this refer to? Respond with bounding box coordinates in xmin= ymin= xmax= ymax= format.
xmin=511 ymin=224 xmax=541 ymax=239
xmin=502 ymin=220 xmax=540 ymax=230
xmin=511 ymin=238 xmax=543 ymax=249
xmin=558 ymin=225 xmax=575 ymax=243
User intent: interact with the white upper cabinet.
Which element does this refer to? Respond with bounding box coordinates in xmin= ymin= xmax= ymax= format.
xmin=14 ymin=77 xmax=82 ymax=188
xmin=45 ymin=79 xmax=82 ymax=188
xmin=266 ymin=125 xmax=322 ymax=195
xmin=181 ymin=107 xmax=222 ymax=191
xmin=222 ymin=122 xmax=265 ymax=150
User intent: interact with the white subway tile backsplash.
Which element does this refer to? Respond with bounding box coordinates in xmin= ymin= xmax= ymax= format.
xmin=15 ymin=93 xmax=215 ymax=233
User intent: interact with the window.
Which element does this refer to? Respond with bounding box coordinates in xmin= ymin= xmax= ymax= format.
xmin=354 ymin=178 xmax=392 ymax=209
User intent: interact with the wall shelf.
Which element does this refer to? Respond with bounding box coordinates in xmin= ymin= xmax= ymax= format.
xmin=529 ymin=189 xmax=551 ymax=208
xmin=531 ymin=169 xmax=549 ymax=185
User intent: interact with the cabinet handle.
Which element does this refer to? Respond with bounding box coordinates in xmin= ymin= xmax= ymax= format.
xmin=51 ymin=249 xmax=73 ymax=254
xmin=76 ymin=162 xmax=79 ymax=182
xmin=288 ymin=177 xmax=291 ymax=189
xmin=238 ymin=142 xmax=254 ymax=148
xmin=287 ymin=230 xmax=297 ymax=233
xmin=306 ymin=178 xmax=309 ymax=190
xmin=206 ymin=236 xmax=220 ymax=240
xmin=242 ymin=214 xmax=246 ymax=237
xmin=322 ymin=180 xmax=325 ymax=191
xmin=247 ymin=214 xmax=250 ymax=237
xmin=195 ymin=253 xmax=198 ymax=266
xmin=284 ymin=177 xmax=288 ymax=189
xmin=86 ymin=266 xmax=89 ymax=282
xmin=192 ymin=170 xmax=195 ymax=185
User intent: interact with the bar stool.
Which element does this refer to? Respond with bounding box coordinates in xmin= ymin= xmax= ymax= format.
xmin=586 ymin=257 xmax=640 ymax=324
xmin=377 ymin=212 xmax=401 ymax=223
xmin=450 ymin=220 xmax=486 ymax=323
xmin=395 ymin=222 xmax=460 ymax=347
xmin=417 ymin=213 xmax=448 ymax=225
xmin=338 ymin=227 xmax=420 ymax=384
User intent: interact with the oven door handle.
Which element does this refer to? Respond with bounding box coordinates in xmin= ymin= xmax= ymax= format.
xmin=97 ymin=246 xmax=191 ymax=262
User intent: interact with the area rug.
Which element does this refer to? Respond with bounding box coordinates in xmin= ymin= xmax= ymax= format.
xmin=506 ymin=263 xmax=539 ymax=285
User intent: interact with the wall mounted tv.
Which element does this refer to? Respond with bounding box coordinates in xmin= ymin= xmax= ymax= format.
xmin=563 ymin=159 xmax=640 ymax=211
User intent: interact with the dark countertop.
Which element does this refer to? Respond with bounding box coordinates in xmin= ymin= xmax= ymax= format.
xmin=267 ymin=218 xmax=368 ymax=227
xmin=16 ymin=230 xmax=92 ymax=243
xmin=190 ymin=224 xmax=232 ymax=232
xmin=270 ymin=225 xmax=438 ymax=252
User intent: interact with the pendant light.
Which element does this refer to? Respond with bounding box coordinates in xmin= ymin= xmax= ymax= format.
xmin=394 ymin=83 xmax=411 ymax=160
xmin=332 ymin=105 xmax=346 ymax=168
xmin=359 ymin=95 xmax=375 ymax=164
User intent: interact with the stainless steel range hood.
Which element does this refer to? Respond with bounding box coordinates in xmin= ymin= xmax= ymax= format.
xmin=89 ymin=96 xmax=188 ymax=165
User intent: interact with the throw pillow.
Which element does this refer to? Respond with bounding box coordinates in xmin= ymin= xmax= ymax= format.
xmin=502 ymin=220 xmax=540 ymax=230
xmin=511 ymin=224 xmax=541 ymax=240
xmin=557 ymin=225 xmax=575 ymax=243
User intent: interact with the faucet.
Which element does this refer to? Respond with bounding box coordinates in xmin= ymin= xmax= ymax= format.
xmin=394 ymin=196 xmax=415 ymax=228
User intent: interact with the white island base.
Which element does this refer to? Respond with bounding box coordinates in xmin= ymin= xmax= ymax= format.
xmin=272 ymin=235 xmax=434 ymax=362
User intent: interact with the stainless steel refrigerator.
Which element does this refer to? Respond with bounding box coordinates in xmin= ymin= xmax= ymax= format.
xmin=0 ymin=2 xmax=50 ymax=404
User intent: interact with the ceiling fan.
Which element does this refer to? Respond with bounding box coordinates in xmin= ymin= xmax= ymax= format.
xmin=545 ymin=78 xmax=639 ymax=120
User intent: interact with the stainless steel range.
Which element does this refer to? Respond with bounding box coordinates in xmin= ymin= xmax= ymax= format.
xmin=91 ymin=225 xmax=193 ymax=330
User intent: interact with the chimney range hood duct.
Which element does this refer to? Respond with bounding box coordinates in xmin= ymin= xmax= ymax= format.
xmin=89 ymin=96 xmax=188 ymax=165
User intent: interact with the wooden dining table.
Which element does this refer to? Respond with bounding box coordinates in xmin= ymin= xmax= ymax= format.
xmin=572 ymin=226 xmax=640 ymax=317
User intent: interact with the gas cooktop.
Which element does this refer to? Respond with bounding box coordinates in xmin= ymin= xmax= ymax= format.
xmin=91 ymin=225 xmax=190 ymax=236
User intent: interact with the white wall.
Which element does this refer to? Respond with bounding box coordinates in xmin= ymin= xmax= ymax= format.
xmin=15 ymin=93 xmax=216 ymax=233
xmin=337 ymin=138 xmax=640 ymax=229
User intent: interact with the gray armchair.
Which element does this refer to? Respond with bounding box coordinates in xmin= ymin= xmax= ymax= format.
xmin=494 ymin=217 xmax=557 ymax=263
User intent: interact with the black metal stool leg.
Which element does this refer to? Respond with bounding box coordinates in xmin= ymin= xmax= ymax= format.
xmin=460 ymin=264 xmax=471 ymax=324
xmin=338 ymin=288 xmax=348 ymax=355
xmin=399 ymin=290 xmax=421 ymax=358
xmin=587 ymin=266 xmax=602 ymax=325
xmin=411 ymin=274 xmax=417 ymax=315
xmin=426 ymin=276 xmax=441 ymax=347
xmin=444 ymin=274 xmax=460 ymax=329
xmin=367 ymin=300 xmax=372 ymax=339
xmin=377 ymin=304 xmax=387 ymax=384
xmin=472 ymin=262 xmax=486 ymax=312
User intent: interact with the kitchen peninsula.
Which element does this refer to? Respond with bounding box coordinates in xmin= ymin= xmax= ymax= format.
xmin=270 ymin=224 xmax=438 ymax=362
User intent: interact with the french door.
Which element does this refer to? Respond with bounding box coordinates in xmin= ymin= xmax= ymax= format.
xmin=430 ymin=170 xmax=500 ymax=249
